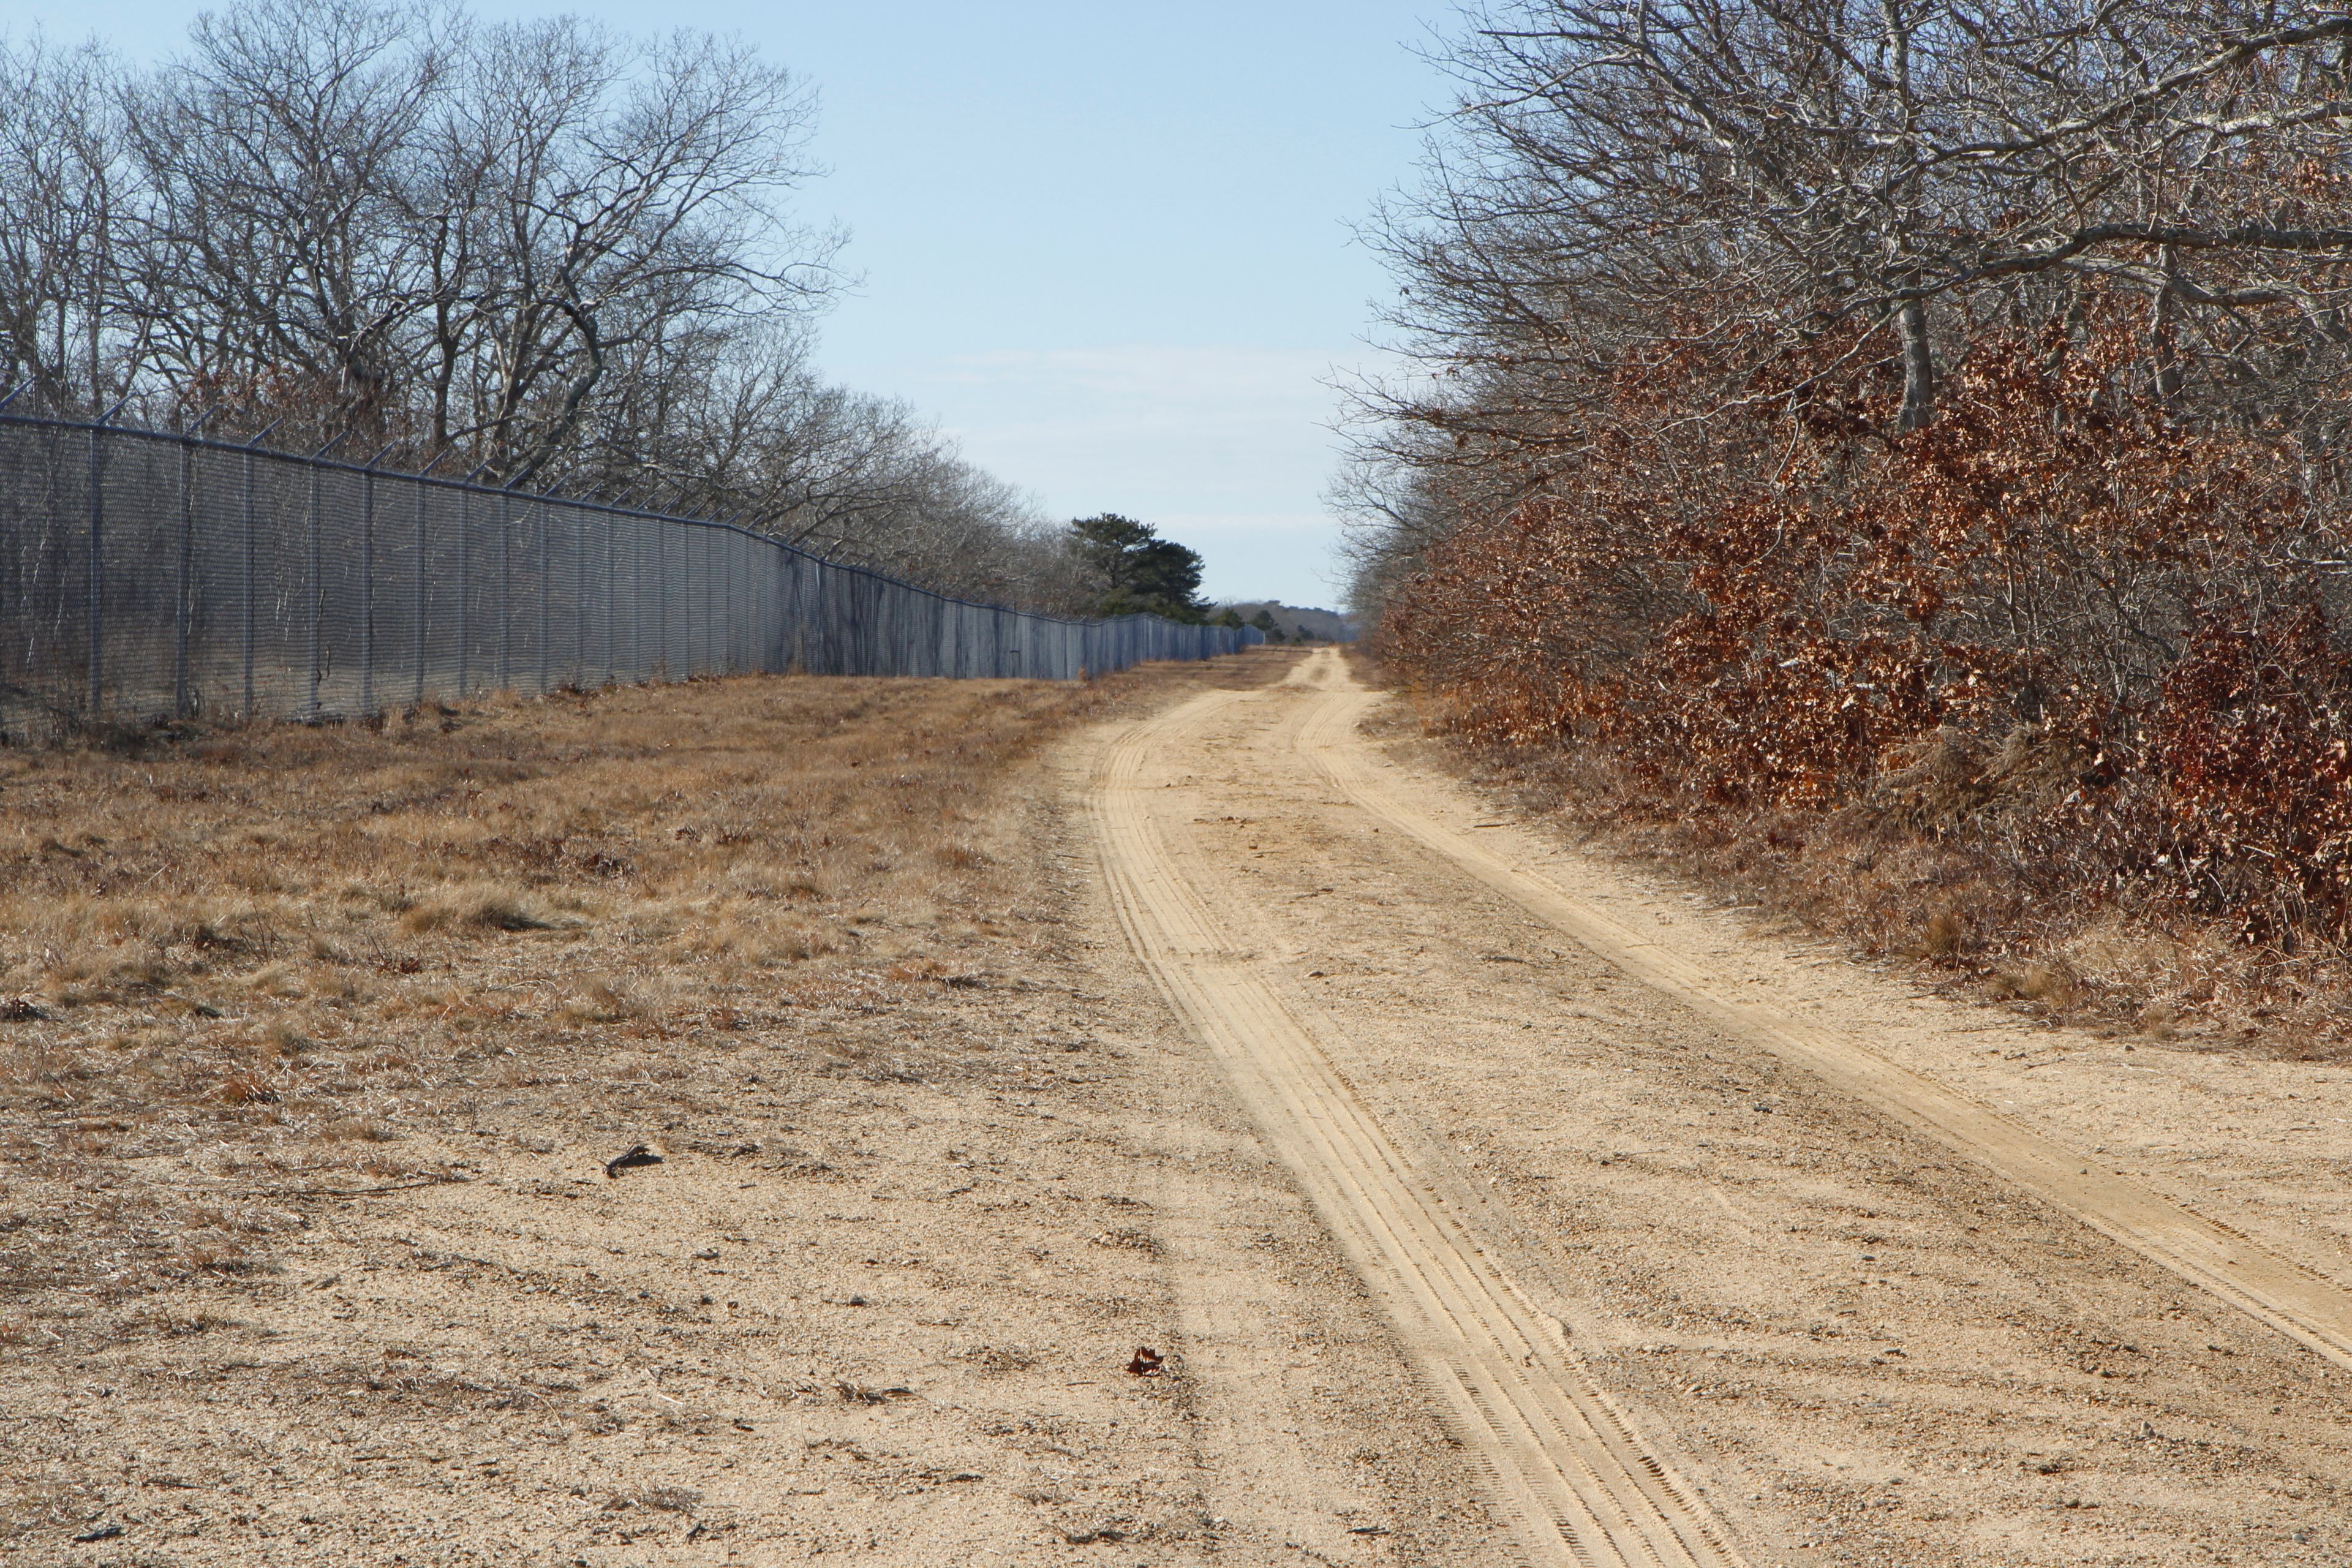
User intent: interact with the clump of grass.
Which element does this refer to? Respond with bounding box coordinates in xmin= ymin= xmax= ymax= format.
xmin=246 ymin=961 xmax=306 ymax=997
xmin=399 ymin=883 xmax=561 ymax=935
xmin=215 ymin=1069 xmax=280 ymax=1106
xmin=1917 ymin=909 xmax=1966 ymax=959
xmin=1988 ymin=961 xmax=2081 ymax=1009
xmin=556 ymin=979 xmax=646 ymax=1024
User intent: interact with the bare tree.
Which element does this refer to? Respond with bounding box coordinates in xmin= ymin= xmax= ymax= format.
xmin=0 ymin=1 xmax=1072 ymax=609
xmin=1360 ymin=0 xmax=2352 ymax=470
xmin=0 ymin=34 xmax=129 ymax=413
xmin=419 ymin=18 xmax=835 ymax=484
xmin=120 ymin=0 xmax=452 ymax=433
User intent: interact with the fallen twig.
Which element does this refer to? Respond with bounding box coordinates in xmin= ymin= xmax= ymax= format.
xmin=267 ymin=1175 xmax=471 ymax=1199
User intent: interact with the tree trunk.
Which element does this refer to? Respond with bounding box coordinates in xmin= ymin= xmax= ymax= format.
xmin=2150 ymin=246 xmax=2183 ymax=403
xmin=1898 ymin=297 xmax=1936 ymax=432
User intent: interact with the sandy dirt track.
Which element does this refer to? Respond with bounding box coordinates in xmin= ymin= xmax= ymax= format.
xmin=1294 ymin=661 xmax=2352 ymax=1373
xmin=1090 ymin=665 xmax=1741 ymax=1567
xmin=1091 ymin=647 xmax=2352 ymax=1565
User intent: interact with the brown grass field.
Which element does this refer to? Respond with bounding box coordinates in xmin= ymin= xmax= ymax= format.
xmin=0 ymin=673 xmax=1150 ymax=1297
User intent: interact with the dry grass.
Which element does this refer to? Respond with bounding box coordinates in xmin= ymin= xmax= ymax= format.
xmin=0 ymin=662 xmax=1261 ymax=1360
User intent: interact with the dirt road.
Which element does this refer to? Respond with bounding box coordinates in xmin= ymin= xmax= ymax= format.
xmin=15 ymin=650 xmax=2352 ymax=1564
xmin=1088 ymin=647 xmax=2352 ymax=1566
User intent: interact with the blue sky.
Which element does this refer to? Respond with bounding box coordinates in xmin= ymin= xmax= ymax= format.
xmin=21 ymin=0 xmax=1459 ymax=608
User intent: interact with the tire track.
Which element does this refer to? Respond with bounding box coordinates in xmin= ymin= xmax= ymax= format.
xmin=1087 ymin=680 xmax=1748 ymax=1568
xmin=1292 ymin=647 xmax=2352 ymax=1373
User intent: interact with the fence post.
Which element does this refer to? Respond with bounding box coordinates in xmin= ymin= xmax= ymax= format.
xmin=360 ymin=467 xmax=375 ymax=717
xmin=573 ymin=501 xmax=586 ymax=688
xmin=241 ymin=448 xmax=257 ymax=718
xmin=536 ymin=497 xmax=549 ymax=695
xmin=85 ymin=420 xmax=103 ymax=718
xmin=456 ymin=488 xmax=470 ymax=696
xmin=414 ymin=481 xmax=428 ymax=705
xmin=498 ymin=491 xmax=512 ymax=692
xmin=306 ymin=461 xmax=322 ymax=720
xmin=175 ymin=432 xmax=194 ymax=718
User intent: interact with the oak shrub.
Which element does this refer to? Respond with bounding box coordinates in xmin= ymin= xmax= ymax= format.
xmin=1379 ymin=312 xmax=2352 ymax=1038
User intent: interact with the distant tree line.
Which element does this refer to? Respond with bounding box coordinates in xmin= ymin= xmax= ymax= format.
xmin=1344 ymin=1 xmax=2352 ymax=968
xmin=0 ymin=0 xmax=1170 ymax=611
xmin=1226 ymin=603 xmax=1353 ymax=644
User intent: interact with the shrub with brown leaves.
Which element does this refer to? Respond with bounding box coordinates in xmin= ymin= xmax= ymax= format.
xmin=1379 ymin=310 xmax=2352 ymax=1041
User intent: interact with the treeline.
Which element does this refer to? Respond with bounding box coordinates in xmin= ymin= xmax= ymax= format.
xmin=1223 ymin=603 xmax=1354 ymax=644
xmin=1347 ymin=1 xmax=2352 ymax=1012
xmin=0 ymin=0 xmax=1097 ymax=608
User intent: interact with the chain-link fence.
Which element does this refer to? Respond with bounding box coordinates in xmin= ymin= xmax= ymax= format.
xmin=0 ymin=412 xmax=1260 ymax=739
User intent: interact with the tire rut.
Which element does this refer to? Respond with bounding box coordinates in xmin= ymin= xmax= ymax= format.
xmin=1088 ymin=679 xmax=1749 ymax=1568
xmin=1292 ymin=647 xmax=2352 ymax=1374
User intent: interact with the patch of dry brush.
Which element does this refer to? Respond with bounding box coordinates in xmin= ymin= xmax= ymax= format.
xmin=1374 ymin=323 xmax=2352 ymax=1058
